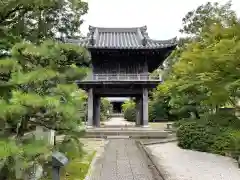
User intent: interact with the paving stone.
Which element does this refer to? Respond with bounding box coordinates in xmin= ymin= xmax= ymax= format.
xmin=116 ymin=174 xmax=134 ymax=180
xmin=133 ymin=174 xmax=151 ymax=180
xmin=87 ymin=139 xmax=154 ymax=180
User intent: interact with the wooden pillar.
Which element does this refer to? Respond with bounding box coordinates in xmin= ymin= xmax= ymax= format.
xmin=143 ymin=58 xmax=148 ymax=80
xmin=87 ymin=88 xmax=94 ymax=127
xmin=136 ymin=97 xmax=142 ymax=126
xmin=93 ymin=96 xmax=101 ymax=127
xmin=142 ymin=88 xmax=149 ymax=127
xmin=136 ymin=98 xmax=140 ymax=126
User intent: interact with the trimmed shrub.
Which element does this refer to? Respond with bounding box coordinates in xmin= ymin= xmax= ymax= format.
xmin=100 ymin=98 xmax=113 ymax=121
xmin=176 ymin=111 xmax=240 ymax=157
xmin=177 ymin=121 xmax=215 ymax=151
xmin=122 ymin=100 xmax=136 ymax=122
xmin=123 ymin=106 xmax=136 ymax=122
xmin=228 ymin=130 xmax=240 ymax=159
xmin=209 ymin=131 xmax=234 ymax=156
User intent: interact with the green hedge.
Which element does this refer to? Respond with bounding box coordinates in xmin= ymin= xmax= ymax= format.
xmin=201 ymin=111 xmax=240 ymax=129
xmin=100 ymin=98 xmax=112 ymax=121
xmin=123 ymin=107 xmax=136 ymax=122
xmin=122 ymin=100 xmax=136 ymax=122
xmin=176 ymin=112 xmax=240 ymax=158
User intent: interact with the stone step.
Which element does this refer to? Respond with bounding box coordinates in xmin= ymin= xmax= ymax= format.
xmin=86 ymin=128 xmax=159 ymax=131
xmin=84 ymin=129 xmax=169 ymax=138
xmin=99 ymin=125 xmax=135 ymax=128
xmin=106 ymin=136 xmax=130 ymax=139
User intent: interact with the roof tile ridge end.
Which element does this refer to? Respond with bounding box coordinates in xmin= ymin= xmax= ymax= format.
xmin=152 ymin=37 xmax=178 ymax=44
xmin=137 ymin=26 xmax=148 ymax=46
xmin=139 ymin=25 xmax=147 ymax=32
xmin=89 ymin=25 xmax=96 ymax=32
xmin=89 ymin=26 xmax=97 ymax=46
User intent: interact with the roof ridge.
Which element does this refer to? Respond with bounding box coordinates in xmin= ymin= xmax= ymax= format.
xmin=88 ymin=25 xmax=147 ymax=32
xmin=66 ymin=26 xmax=177 ymax=49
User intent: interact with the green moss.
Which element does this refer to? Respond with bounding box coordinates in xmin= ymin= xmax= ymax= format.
xmin=41 ymin=151 xmax=96 ymax=180
xmin=61 ymin=151 xmax=96 ymax=180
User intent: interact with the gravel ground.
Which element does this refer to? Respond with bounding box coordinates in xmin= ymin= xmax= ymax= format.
xmin=146 ymin=142 xmax=240 ymax=180
xmin=80 ymin=138 xmax=106 ymax=152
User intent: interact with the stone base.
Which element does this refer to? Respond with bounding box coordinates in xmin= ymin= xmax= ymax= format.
xmin=86 ymin=125 xmax=94 ymax=129
xmin=85 ymin=127 xmax=168 ymax=138
xmin=141 ymin=125 xmax=150 ymax=128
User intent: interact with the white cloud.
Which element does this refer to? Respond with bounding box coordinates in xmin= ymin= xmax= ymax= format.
xmin=81 ymin=0 xmax=240 ymax=40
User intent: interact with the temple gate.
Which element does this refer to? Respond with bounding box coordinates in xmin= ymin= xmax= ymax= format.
xmin=68 ymin=26 xmax=177 ymax=127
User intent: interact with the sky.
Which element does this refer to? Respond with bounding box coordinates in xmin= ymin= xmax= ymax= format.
xmin=81 ymin=0 xmax=240 ymax=40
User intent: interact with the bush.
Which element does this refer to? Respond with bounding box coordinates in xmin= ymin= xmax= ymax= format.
xmin=56 ymin=135 xmax=84 ymax=160
xmin=202 ymin=111 xmax=240 ymax=129
xmin=123 ymin=107 xmax=136 ymax=122
xmin=149 ymin=98 xmax=169 ymax=121
xmin=209 ymin=131 xmax=234 ymax=155
xmin=173 ymin=118 xmax=190 ymax=127
xmin=209 ymin=129 xmax=240 ymax=157
xmin=228 ymin=130 xmax=240 ymax=159
xmin=100 ymin=98 xmax=112 ymax=121
xmin=122 ymin=100 xmax=136 ymax=122
xmin=177 ymin=121 xmax=216 ymax=151
xmin=176 ymin=111 xmax=240 ymax=157
xmin=149 ymin=95 xmax=179 ymax=122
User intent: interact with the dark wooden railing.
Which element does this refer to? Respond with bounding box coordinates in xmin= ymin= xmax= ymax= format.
xmin=82 ymin=73 xmax=162 ymax=81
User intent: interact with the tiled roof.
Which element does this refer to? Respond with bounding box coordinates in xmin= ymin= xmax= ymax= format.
xmin=66 ymin=26 xmax=177 ymax=49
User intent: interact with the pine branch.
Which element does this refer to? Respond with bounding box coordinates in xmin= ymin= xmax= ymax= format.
xmin=28 ymin=118 xmax=78 ymax=132
xmin=0 ymin=4 xmax=23 ymax=24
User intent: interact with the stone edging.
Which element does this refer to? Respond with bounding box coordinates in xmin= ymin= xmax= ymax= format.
xmin=135 ymin=141 xmax=164 ymax=180
xmin=84 ymin=140 xmax=109 ymax=180
xmin=141 ymin=138 xmax=177 ymax=146
xmin=136 ymin=139 xmax=178 ymax=180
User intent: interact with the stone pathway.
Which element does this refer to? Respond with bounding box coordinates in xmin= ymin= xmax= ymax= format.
xmin=103 ymin=117 xmax=134 ymax=127
xmin=86 ymin=139 xmax=155 ymax=180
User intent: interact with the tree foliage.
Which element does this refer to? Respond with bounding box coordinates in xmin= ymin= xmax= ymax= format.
xmin=149 ymin=1 xmax=240 ymax=157
xmin=0 ymin=0 xmax=93 ymax=179
xmin=0 ymin=1 xmax=116 ymax=178
xmin=151 ymin=1 xmax=240 ymax=121
xmin=0 ymin=40 xmax=90 ymax=179
xmin=0 ymin=0 xmax=88 ymax=52
xmin=180 ymin=1 xmax=236 ymax=35
xmin=1 ymin=40 xmax=89 ymax=134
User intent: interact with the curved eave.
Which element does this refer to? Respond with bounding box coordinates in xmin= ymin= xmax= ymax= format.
xmin=147 ymin=45 xmax=176 ymax=72
xmin=87 ymin=44 xmax=177 ymax=50
xmin=64 ymin=37 xmax=178 ymax=50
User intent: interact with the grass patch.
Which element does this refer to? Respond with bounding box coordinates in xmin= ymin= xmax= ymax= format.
xmin=41 ymin=138 xmax=104 ymax=180
xmin=61 ymin=151 xmax=96 ymax=180
xmin=42 ymin=151 xmax=96 ymax=180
